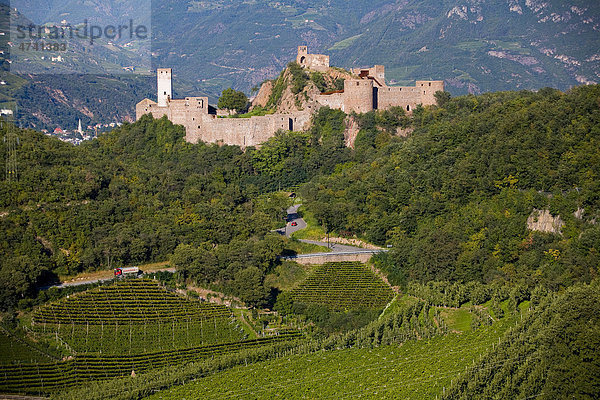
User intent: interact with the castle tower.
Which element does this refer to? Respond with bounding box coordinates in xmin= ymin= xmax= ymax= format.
xmin=343 ymin=79 xmax=374 ymax=114
xmin=416 ymin=80 xmax=445 ymax=106
xmin=297 ymin=46 xmax=308 ymax=66
xmin=372 ymin=65 xmax=386 ymax=85
xmin=157 ymin=68 xmax=172 ymax=107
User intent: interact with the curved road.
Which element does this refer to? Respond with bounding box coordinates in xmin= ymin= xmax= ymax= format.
xmin=278 ymin=204 xmax=375 ymax=253
xmin=275 ymin=204 xmax=307 ymax=237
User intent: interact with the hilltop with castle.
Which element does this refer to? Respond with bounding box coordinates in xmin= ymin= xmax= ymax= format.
xmin=136 ymin=46 xmax=444 ymax=147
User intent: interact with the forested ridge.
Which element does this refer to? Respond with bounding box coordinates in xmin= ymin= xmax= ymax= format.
xmin=303 ymin=85 xmax=600 ymax=289
xmin=0 ymin=109 xmax=349 ymax=309
xmin=1 ymin=85 xmax=600 ymax=310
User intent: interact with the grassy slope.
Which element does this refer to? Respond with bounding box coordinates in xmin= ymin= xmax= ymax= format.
xmin=146 ymin=317 xmax=513 ymax=400
xmin=282 ymin=239 xmax=331 ymax=255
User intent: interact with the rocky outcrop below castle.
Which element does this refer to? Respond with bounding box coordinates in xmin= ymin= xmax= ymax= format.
xmin=251 ymin=64 xmax=354 ymax=114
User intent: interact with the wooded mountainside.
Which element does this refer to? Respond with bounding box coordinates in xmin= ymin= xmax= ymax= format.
xmin=1 ymin=84 xmax=599 ymax=313
xmin=303 ymin=86 xmax=600 ymax=290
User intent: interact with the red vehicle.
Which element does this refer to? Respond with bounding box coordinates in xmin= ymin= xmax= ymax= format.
xmin=291 ymin=221 xmax=298 ymax=226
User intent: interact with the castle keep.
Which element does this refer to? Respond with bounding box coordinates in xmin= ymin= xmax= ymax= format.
xmin=136 ymin=47 xmax=444 ymax=147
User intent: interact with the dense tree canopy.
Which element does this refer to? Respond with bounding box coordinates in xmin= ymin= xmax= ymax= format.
xmin=302 ymin=85 xmax=600 ymax=289
xmin=217 ymin=88 xmax=248 ymax=112
xmin=1 ymin=85 xmax=599 ymax=310
xmin=0 ymin=107 xmax=350 ymax=310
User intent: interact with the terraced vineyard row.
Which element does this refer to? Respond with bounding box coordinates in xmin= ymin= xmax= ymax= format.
xmin=290 ymin=262 xmax=394 ymax=310
xmin=146 ymin=320 xmax=512 ymax=400
xmin=0 ymin=333 xmax=302 ymax=395
xmin=32 ymin=317 xmax=246 ymax=355
xmin=0 ymin=330 xmax=55 ymax=365
xmin=32 ymin=279 xmax=231 ymax=324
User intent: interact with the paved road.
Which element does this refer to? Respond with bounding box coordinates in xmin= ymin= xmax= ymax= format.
xmin=280 ymin=249 xmax=388 ymax=260
xmin=277 ymin=205 xmax=375 ymax=253
xmin=39 ymin=267 xmax=176 ymax=290
xmin=275 ymin=204 xmax=307 ymax=237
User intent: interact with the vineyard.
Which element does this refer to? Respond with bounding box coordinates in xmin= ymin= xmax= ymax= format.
xmin=42 ymin=293 xmax=499 ymax=400
xmin=0 ymin=333 xmax=301 ymax=395
xmin=30 ymin=279 xmax=246 ymax=355
xmin=32 ymin=279 xmax=232 ymax=323
xmin=0 ymin=329 xmax=55 ymax=365
xmin=0 ymin=279 xmax=303 ymax=396
xmin=146 ymin=317 xmax=514 ymax=399
xmin=289 ymin=262 xmax=394 ymax=310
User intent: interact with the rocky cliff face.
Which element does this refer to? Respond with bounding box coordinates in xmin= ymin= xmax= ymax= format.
xmin=251 ymin=65 xmax=354 ymax=114
xmin=251 ymin=81 xmax=273 ymax=109
xmin=527 ymin=209 xmax=565 ymax=235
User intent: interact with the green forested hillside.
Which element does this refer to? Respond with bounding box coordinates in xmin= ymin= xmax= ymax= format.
xmin=0 ymin=108 xmax=349 ymax=310
xmin=302 ymin=85 xmax=600 ymax=289
xmin=1 ymin=85 xmax=598 ymax=310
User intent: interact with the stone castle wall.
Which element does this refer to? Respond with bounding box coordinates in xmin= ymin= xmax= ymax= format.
xmin=351 ymin=65 xmax=386 ymax=85
xmin=416 ymin=80 xmax=445 ymax=106
xmin=315 ymin=92 xmax=344 ymax=110
xmin=377 ymin=86 xmax=423 ymax=112
xmin=136 ymin=96 xmax=312 ymax=148
xmin=343 ymin=79 xmax=374 ymax=114
xmin=314 ymin=78 xmax=444 ymax=114
xmin=136 ymin=47 xmax=445 ymax=147
xmin=185 ymin=112 xmax=312 ymax=147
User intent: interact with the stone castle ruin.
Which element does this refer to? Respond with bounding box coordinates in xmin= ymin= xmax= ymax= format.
xmin=296 ymin=45 xmax=330 ymax=72
xmin=136 ymin=46 xmax=444 ymax=147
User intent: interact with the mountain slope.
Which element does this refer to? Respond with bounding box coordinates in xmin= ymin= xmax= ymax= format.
xmin=4 ymin=0 xmax=600 ymax=130
xmin=148 ymin=0 xmax=599 ymax=96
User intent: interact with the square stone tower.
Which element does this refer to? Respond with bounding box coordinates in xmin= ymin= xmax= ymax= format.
xmin=157 ymin=68 xmax=172 ymax=107
xmin=296 ymin=46 xmax=308 ymax=65
xmin=296 ymin=46 xmax=329 ymax=72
